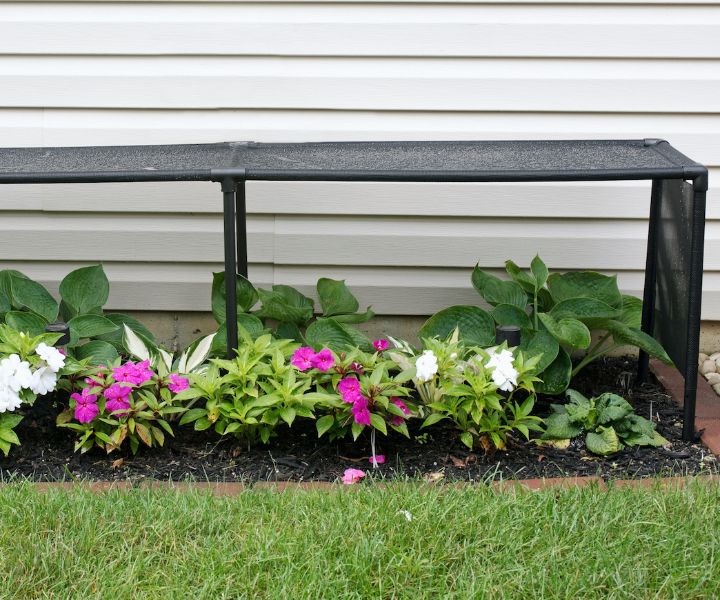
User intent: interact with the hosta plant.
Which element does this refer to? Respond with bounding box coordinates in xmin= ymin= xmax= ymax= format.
xmin=541 ymin=389 xmax=669 ymax=455
xmin=57 ymin=357 xmax=190 ymax=454
xmin=177 ymin=333 xmax=337 ymax=444
xmin=0 ymin=265 xmax=155 ymax=366
xmin=210 ymin=273 xmax=374 ymax=354
xmin=387 ymin=333 xmax=543 ymax=451
xmin=419 ymin=255 xmax=672 ymax=395
xmin=0 ymin=325 xmax=70 ymax=455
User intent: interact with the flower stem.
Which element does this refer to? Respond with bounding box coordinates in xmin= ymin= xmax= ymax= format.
xmin=370 ymin=428 xmax=378 ymax=470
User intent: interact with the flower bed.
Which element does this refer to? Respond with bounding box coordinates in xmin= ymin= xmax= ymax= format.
xmin=0 ymin=257 xmax=713 ymax=483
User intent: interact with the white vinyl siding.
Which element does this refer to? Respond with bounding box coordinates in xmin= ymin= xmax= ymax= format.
xmin=0 ymin=1 xmax=718 ymax=318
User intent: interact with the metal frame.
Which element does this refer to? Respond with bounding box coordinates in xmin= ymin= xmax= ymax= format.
xmin=0 ymin=140 xmax=707 ymax=441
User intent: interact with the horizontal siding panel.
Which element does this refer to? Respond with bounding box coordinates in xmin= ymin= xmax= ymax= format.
xmin=0 ymin=181 xmax=655 ymax=219
xmin=3 ymin=211 xmax=719 ymax=272
xmin=0 ymin=214 xmax=275 ymax=262
xmin=272 ymin=217 xmax=720 ymax=270
xmin=1 ymin=4 xmax=718 ymax=58
xmin=4 ymin=177 xmax=718 ymax=221
xmin=0 ymin=57 xmax=717 ymax=112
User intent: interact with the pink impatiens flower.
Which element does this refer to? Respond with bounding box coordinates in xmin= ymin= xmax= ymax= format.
xmin=369 ymin=455 xmax=385 ymax=465
xmin=291 ymin=347 xmax=315 ymax=371
xmin=341 ymin=468 xmax=366 ymax=485
xmin=311 ymin=348 xmax=335 ymax=372
xmin=372 ymin=339 xmax=389 ymax=352
xmin=167 ymin=374 xmax=189 ymax=394
xmin=390 ymin=398 xmax=411 ymax=426
xmin=72 ymin=388 xmax=99 ymax=424
xmin=348 ymin=362 xmax=364 ymax=375
xmin=338 ymin=377 xmax=362 ymax=403
xmin=112 ymin=359 xmax=154 ymax=385
xmin=351 ymin=396 xmax=371 ymax=426
xmin=104 ymin=383 xmax=132 ymax=416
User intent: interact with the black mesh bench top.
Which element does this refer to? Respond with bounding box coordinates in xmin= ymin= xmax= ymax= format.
xmin=0 ymin=139 xmax=706 ymax=184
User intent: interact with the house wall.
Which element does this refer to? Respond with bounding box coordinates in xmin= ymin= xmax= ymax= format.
xmin=0 ymin=1 xmax=718 ymax=322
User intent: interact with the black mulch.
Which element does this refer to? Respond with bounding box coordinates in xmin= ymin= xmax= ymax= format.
xmin=1 ymin=357 xmax=716 ymax=483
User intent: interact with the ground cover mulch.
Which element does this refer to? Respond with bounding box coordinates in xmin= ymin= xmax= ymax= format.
xmin=1 ymin=357 xmax=716 ymax=483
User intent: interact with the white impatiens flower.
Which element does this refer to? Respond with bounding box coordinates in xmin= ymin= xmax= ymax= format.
xmin=0 ymin=385 xmax=22 ymax=413
xmin=0 ymin=354 xmax=33 ymax=392
xmin=29 ymin=366 xmax=58 ymax=395
xmin=485 ymin=348 xmax=519 ymax=392
xmin=415 ymin=350 xmax=439 ymax=383
xmin=35 ymin=343 xmax=66 ymax=373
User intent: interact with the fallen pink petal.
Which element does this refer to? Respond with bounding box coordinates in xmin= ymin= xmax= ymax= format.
xmin=341 ymin=468 xmax=366 ymax=484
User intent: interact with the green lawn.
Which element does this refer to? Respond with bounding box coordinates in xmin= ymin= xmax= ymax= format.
xmin=0 ymin=479 xmax=718 ymax=599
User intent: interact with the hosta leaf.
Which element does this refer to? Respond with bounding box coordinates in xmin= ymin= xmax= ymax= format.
xmin=519 ymin=331 xmax=559 ymax=374
xmin=75 ymin=340 xmax=119 ymax=366
xmin=0 ymin=270 xmax=27 ymax=311
xmin=4 ymin=311 xmax=48 ymax=336
xmin=305 ymin=318 xmax=356 ymax=352
xmin=211 ymin=314 xmax=266 ymax=355
xmin=504 ymin=260 xmax=536 ymax=293
xmin=10 ymin=275 xmax=58 ymax=322
xmin=211 ymin=272 xmax=258 ymax=324
xmin=530 ymin=255 xmax=549 ymax=289
xmin=472 ymin=267 xmax=528 ymax=309
xmin=331 ymin=307 xmax=375 ymax=325
xmin=542 ymin=411 xmax=583 ymax=440
xmin=547 ymin=271 xmax=622 ymax=308
xmin=96 ymin=313 xmax=157 ymax=349
xmin=618 ymin=295 xmax=643 ymax=329
xmin=491 ymin=303 xmax=532 ymax=330
xmin=586 ymin=426 xmax=622 ymax=456
xmin=316 ymin=278 xmax=359 ymax=317
xmin=595 ymin=393 xmax=633 ymax=425
xmin=256 ymin=285 xmax=314 ymax=326
xmin=538 ymin=313 xmax=591 ymax=350
xmin=419 ymin=305 xmax=495 ymax=347
xmin=536 ymin=347 xmax=572 ymax=395
xmin=59 ymin=265 xmax=109 ymax=315
xmin=68 ymin=314 xmax=119 ymax=339
xmin=274 ymin=321 xmax=303 ymax=342
xmin=604 ymin=320 xmax=672 ymax=364
xmin=549 ymin=298 xmax=620 ymax=326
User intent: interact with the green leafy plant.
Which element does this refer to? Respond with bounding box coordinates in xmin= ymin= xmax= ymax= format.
xmin=0 ymin=265 xmax=156 ymax=366
xmin=420 ymin=255 xmax=672 ymax=395
xmin=311 ymin=347 xmax=417 ymax=442
xmin=541 ymin=389 xmax=669 ymax=455
xmin=177 ymin=333 xmax=337 ymax=444
xmin=387 ymin=332 xmax=543 ymax=451
xmin=0 ymin=324 xmax=78 ymax=455
xmin=57 ymin=357 xmax=190 ymax=454
xmin=210 ymin=273 xmax=374 ymax=354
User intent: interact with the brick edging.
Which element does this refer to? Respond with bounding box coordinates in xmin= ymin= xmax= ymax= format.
xmin=20 ymin=475 xmax=719 ymax=494
xmin=650 ymin=359 xmax=720 ymax=455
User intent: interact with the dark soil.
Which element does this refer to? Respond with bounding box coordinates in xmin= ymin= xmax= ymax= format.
xmin=1 ymin=357 xmax=715 ymax=483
